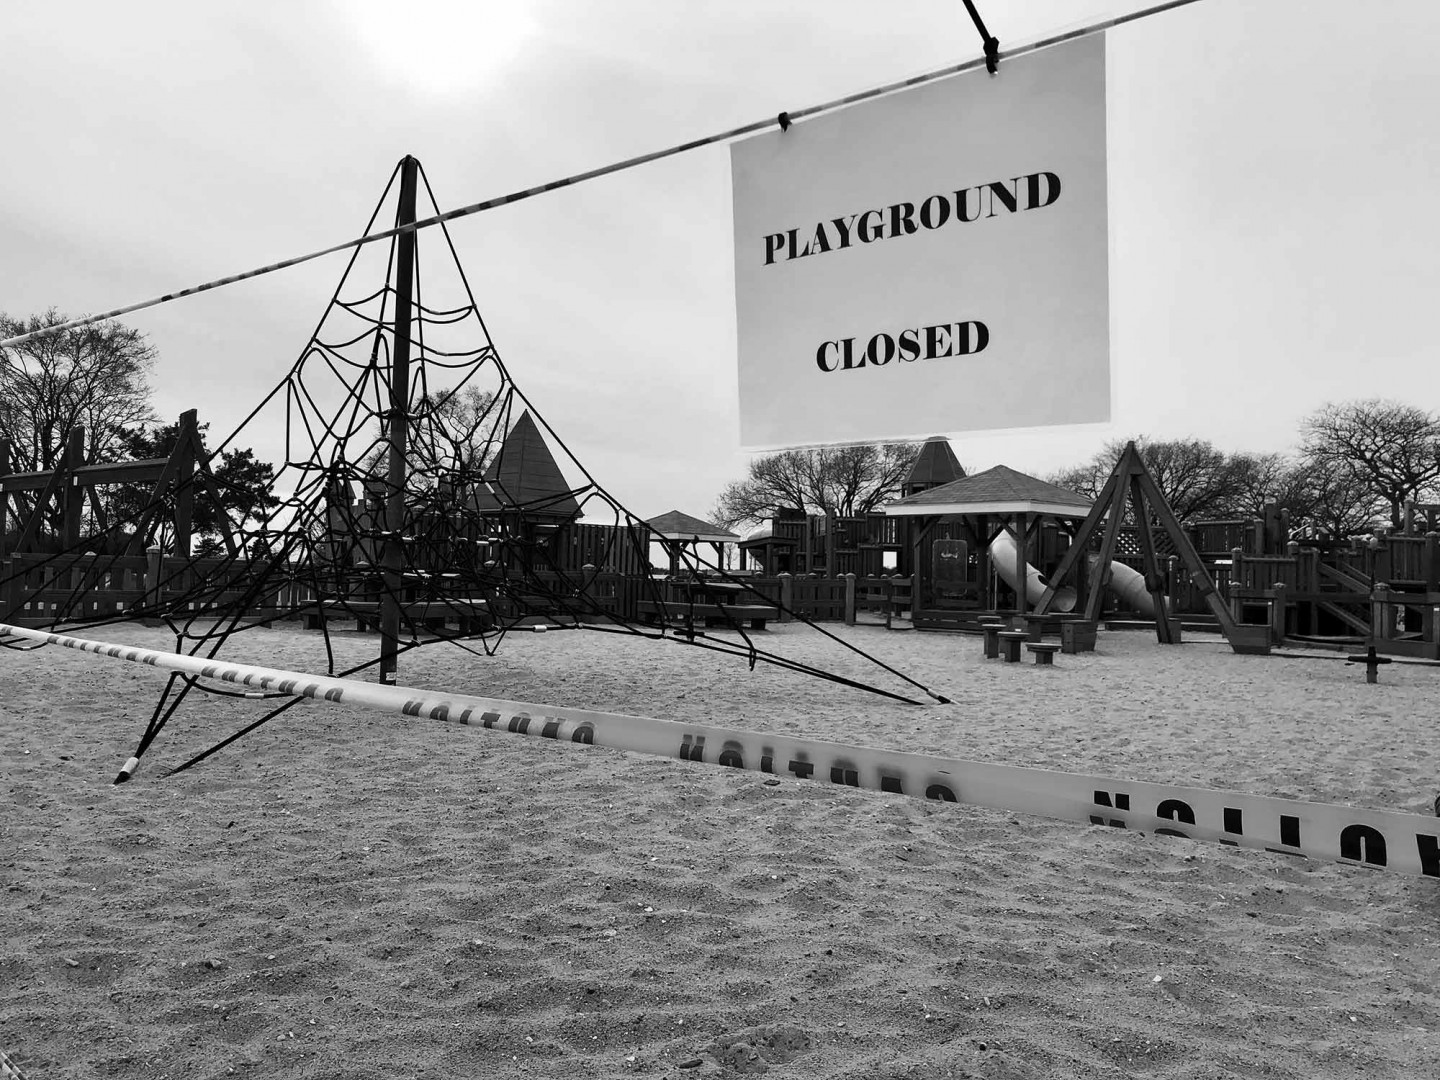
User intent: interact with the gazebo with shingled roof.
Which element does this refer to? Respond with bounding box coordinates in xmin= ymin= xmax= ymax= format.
xmin=884 ymin=464 xmax=1093 ymax=628
xmin=643 ymin=510 xmax=740 ymax=575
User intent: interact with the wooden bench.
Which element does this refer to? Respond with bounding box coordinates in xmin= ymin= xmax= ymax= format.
xmin=996 ymin=630 xmax=1027 ymax=662
xmin=636 ymin=600 xmax=779 ymax=631
xmin=1026 ymin=642 xmax=1062 ymax=666
xmin=303 ymin=599 xmax=490 ymax=634
xmin=1060 ymin=619 xmax=1098 ymax=654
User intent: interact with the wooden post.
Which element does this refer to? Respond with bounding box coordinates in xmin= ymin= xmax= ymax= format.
xmin=1014 ymin=513 xmax=1027 ymax=616
xmin=145 ymin=545 xmax=165 ymax=609
xmin=61 ymin=425 xmax=86 ymax=549
xmin=580 ymin=562 xmax=598 ymax=616
xmin=844 ymin=572 xmax=856 ymax=626
xmin=1269 ymin=581 xmax=1287 ymax=646
xmin=172 ymin=409 xmax=199 ymax=556
xmin=1371 ymin=584 xmax=1392 ymax=641
xmin=379 ymin=156 xmax=419 ymax=685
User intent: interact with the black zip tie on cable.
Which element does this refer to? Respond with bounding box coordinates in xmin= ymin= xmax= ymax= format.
xmin=962 ymin=0 xmax=1001 ymax=74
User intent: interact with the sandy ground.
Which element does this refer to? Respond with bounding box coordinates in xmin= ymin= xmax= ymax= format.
xmin=3 ymin=618 xmax=1439 ymax=1080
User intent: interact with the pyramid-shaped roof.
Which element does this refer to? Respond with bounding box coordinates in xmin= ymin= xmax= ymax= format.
xmin=904 ymin=436 xmax=965 ymax=493
xmin=471 ymin=410 xmax=581 ymax=518
xmin=644 ymin=510 xmax=739 ymax=543
xmin=884 ymin=464 xmax=1092 ymax=518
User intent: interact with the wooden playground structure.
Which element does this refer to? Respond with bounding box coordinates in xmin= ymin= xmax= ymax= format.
xmin=3 ymin=413 xmax=1437 ymax=663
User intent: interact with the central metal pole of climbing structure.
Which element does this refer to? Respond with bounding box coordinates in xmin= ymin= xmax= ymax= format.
xmin=379 ymin=155 xmax=418 ymax=684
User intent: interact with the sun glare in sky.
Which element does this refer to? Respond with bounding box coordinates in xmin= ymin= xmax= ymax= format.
xmin=341 ymin=0 xmax=539 ymax=96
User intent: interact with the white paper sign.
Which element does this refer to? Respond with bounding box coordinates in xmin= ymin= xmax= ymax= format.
xmin=731 ymin=35 xmax=1110 ymax=449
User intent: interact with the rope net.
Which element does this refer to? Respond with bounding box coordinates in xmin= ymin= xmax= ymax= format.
xmin=0 ymin=159 xmax=945 ymax=778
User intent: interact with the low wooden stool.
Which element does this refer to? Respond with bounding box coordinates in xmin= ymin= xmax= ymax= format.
xmin=981 ymin=622 xmax=1005 ymax=659
xmin=1026 ymin=642 xmax=1061 ymax=666
xmin=997 ymin=630 xmax=1026 ymax=663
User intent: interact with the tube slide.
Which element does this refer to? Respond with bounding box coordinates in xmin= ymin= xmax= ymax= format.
xmin=989 ymin=531 xmax=1077 ymax=613
xmin=1086 ymin=555 xmax=1165 ymax=617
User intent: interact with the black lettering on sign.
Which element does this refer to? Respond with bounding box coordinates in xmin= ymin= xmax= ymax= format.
xmin=457 ymin=708 xmax=475 ymax=725
xmin=1220 ymin=807 xmax=1242 ymax=847
xmin=402 ymin=700 xmax=423 ymax=717
xmin=1417 ymin=835 xmax=1440 ymax=877
xmin=324 ymin=687 xmax=343 ymax=702
xmin=202 ymin=665 xmax=218 ymax=678
xmin=541 ymin=719 xmax=562 ymax=740
xmin=986 ymin=179 xmax=1018 ymax=216
xmin=880 ymin=775 xmax=905 ymax=795
xmin=1155 ymin=798 xmax=1194 ymax=838
xmin=829 ymin=764 xmax=860 ymax=787
xmin=429 ymin=705 xmax=449 ymax=722
xmin=277 ymin=680 xmax=296 ymax=694
xmin=481 ymin=711 xmax=502 ymax=729
xmin=1339 ymin=824 xmax=1387 ymax=868
xmin=718 ymin=741 xmax=745 ymax=769
xmin=925 ymin=784 xmax=957 ymax=802
xmin=760 ymin=753 xmax=774 ymax=774
xmin=787 ymin=759 xmax=815 ymax=780
xmin=1280 ymin=815 xmax=1301 ymax=848
xmin=1090 ymin=791 xmax=1129 ymax=829
xmin=572 ymin=723 xmax=595 ymax=745
xmin=679 ymin=735 xmax=706 ymax=762
xmin=508 ymin=714 xmax=531 ymax=735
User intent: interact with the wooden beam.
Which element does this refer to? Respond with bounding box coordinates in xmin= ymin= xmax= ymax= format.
xmin=1132 ymin=466 xmax=1246 ymax=641
xmin=1 ymin=457 xmax=169 ymax=491
xmin=1128 ymin=473 xmax=1173 ymax=643
xmin=172 ymin=410 xmax=199 ymax=556
xmin=1034 ymin=467 xmax=1125 ymax=615
xmin=62 ymin=425 xmax=86 ymax=549
xmin=193 ymin=456 xmax=241 ymax=558
xmin=122 ymin=442 xmax=187 ymax=556
xmin=17 ymin=433 xmax=75 ymax=552
xmin=1083 ymin=445 xmax=1138 ymax=623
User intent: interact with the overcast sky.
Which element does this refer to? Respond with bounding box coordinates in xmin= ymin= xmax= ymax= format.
xmin=4 ymin=1 xmax=1438 ymax=524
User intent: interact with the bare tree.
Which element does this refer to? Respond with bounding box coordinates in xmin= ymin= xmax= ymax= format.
xmin=0 ymin=310 xmax=157 ymax=471
xmin=1049 ymin=437 xmax=1245 ymax=521
xmin=1291 ymin=455 xmax=1384 ymax=538
xmin=1300 ymin=399 xmax=1440 ymax=529
xmin=713 ymin=442 xmax=922 ymax=529
xmin=360 ymin=384 xmax=500 ymax=486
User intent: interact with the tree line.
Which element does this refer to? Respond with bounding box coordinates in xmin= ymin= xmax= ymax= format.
xmin=713 ymin=400 xmax=1440 ymax=536
xmin=0 ymin=310 xmax=278 ymax=555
